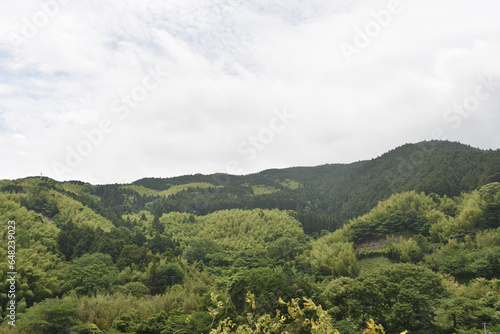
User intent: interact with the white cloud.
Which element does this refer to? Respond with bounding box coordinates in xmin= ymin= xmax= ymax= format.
xmin=0 ymin=0 xmax=499 ymax=183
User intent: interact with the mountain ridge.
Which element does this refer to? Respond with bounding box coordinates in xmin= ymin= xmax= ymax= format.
xmin=130 ymin=140 xmax=495 ymax=192
xmin=2 ymin=140 xmax=499 ymax=234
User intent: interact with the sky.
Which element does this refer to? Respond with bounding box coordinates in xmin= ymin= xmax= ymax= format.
xmin=0 ymin=0 xmax=499 ymax=184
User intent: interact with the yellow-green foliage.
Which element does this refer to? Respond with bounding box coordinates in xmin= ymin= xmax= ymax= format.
xmin=281 ymin=178 xmax=302 ymax=190
xmin=60 ymin=182 xmax=83 ymax=195
xmin=122 ymin=182 xmax=217 ymax=198
xmin=123 ymin=210 xmax=154 ymax=226
xmin=460 ymin=277 xmax=500 ymax=299
xmin=0 ymin=194 xmax=67 ymax=306
xmin=388 ymin=237 xmax=424 ymax=263
xmin=479 ymin=182 xmax=500 ymax=203
xmin=13 ymin=242 xmax=66 ymax=303
xmin=475 ymin=228 xmax=500 ymax=248
xmin=441 ymin=274 xmax=500 ymax=299
xmin=0 ymin=180 xmax=13 ymax=188
xmin=0 ymin=194 xmax=59 ymax=250
xmin=346 ymin=191 xmax=438 ymax=242
xmin=358 ymin=256 xmax=393 ymax=274
xmin=160 ymin=209 xmax=305 ymax=262
xmin=15 ymin=177 xmax=48 ymax=189
xmin=1 ymin=179 xmax=108 ymax=231
xmin=49 ymin=190 xmax=114 ymax=232
xmin=429 ymin=191 xmax=483 ymax=242
xmin=299 ymin=219 xmax=358 ymax=278
xmin=302 ymin=239 xmax=360 ymax=277
xmin=76 ymin=265 xmax=211 ymax=331
xmin=75 ymin=289 xmax=200 ymax=330
xmin=210 ymin=291 xmax=340 ymax=334
xmin=61 ymin=183 xmax=102 ymax=205
xmin=429 ymin=183 xmax=500 ymax=242
xmin=60 ymin=182 xmax=88 ymax=195
xmin=1 ymin=262 xmax=213 ymax=333
xmin=321 ymin=224 xmax=351 ymax=243
xmin=4 ymin=292 xmax=186 ymax=333
xmin=120 ymin=184 xmax=161 ymax=197
xmin=354 ymin=191 xmax=437 ymax=224
xmin=159 ymin=182 xmax=217 ymax=197
xmin=251 ymin=185 xmax=280 ymax=195
xmin=209 ymin=291 xmax=400 ymax=334
xmin=332 ymin=184 xmax=500 ymax=245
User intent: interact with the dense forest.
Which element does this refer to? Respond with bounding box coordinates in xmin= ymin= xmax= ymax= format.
xmin=0 ymin=140 xmax=499 ymax=334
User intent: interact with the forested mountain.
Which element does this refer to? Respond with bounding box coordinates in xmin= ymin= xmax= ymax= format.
xmin=31 ymin=140 xmax=498 ymax=236
xmin=132 ymin=141 xmax=499 ymax=224
xmin=0 ymin=140 xmax=499 ymax=334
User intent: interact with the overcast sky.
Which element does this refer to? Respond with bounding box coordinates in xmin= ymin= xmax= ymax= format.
xmin=0 ymin=0 xmax=499 ymax=184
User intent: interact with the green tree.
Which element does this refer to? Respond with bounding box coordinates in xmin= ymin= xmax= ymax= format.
xmin=152 ymin=214 xmax=165 ymax=233
xmin=116 ymin=244 xmax=151 ymax=271
xmin=267 ymin=237 xmax=305 ymax=263
xmin=346 ymin=263 xmax=443 ymax=332
xmin=146 ymin=258 xmax=162 ymax=295
xmin=468 ymin=247 xmax=500 ymax=279
xmin=121 ymin=282 xmax=151 ymax=297
xmin=16 ymin=298 xmax=91 ymax=334
xmin=61 ymin=253 xmax=119 ymax=296
xmin=112 ymin=314 xmax=138 ymax=333
xmin=322 ymin=276 xmax=353 ymax=320
xmin=149 ymin=233 xmax=178 ymax=256
xmin=57 ymin=220 xmax=79 ymax=260
xmin=436 ymin=296 xmax=496 ymax=331
xmin=158 ymin=263 xmax=185 ymax=291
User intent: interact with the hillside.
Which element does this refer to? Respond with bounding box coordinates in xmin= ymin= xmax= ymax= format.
xmin=69 ymin=140 xmax=499 ymax=235
xmin=0 ymin=140 xmax=499 ymax=334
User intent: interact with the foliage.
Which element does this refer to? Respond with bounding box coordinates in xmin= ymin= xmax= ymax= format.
xmin=227 ymin=266 xmax=318 ymax=316
xmin=120 ymin=282 xmax=151 ymax=297
xmin=300 ymin=240 xmax=359 ymax=278
xmin=0 ymin=194 xmax=66 ymax=308
xmin=159 ymin=209 xmax=306 ymax=267
xmin=50 ymin=190 xmax=115 ymax=232
xmin=387 ymin=237 xmax=424 ymax=263
xmin=157 ymin=262 xmax=185 ymax=291
xmin=1 ymin=142 xmax=500 ymax=333
xmin=61 ymin=253 xmax=119 ymax=296
xmin=13 ymin=298 xmax=90 ymax=334
xmin=344 ymin=263 xmax=444 ymax=331
xmin=348 ymin=191 xmax=435 ymax=243
xmin=209 ymin=292 xmax=409 ymax=334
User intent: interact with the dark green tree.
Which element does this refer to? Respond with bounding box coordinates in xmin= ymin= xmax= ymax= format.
xmin=116 ymin=245 xmax=151 ymax=271
xmin=57 ymin=220 xmax=79 ymax=260
xmin=157 ymin=263 xmax=185 ymax=292
xmin=61 ymin=253 xmax=119 ymax=296
xmin=346 ymin=263 xmax=444 ymax=332
xmin=152 ymin=214 xmax=164 ymax=234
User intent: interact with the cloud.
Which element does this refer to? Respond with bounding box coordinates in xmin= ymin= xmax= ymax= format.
xmin=0 ymin=0 xmax=499 ymax=183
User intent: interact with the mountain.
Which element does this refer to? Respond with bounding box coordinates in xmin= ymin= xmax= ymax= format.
xmin=1 ymin=140 xmax=499 ymax=333
xmin=3 ymin=140 xmax=498 ymax=236
xmin=130 ymin=140 xmax=500 ymax=231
